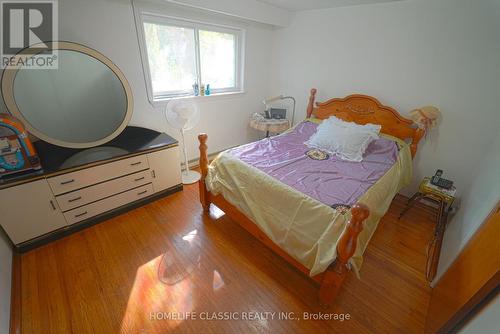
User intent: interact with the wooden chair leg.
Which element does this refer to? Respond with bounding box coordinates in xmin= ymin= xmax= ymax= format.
xmin=198 ymin=133 xmax=210 ymax=212
xmin=319 ymin=204 xmax=370 ymax=307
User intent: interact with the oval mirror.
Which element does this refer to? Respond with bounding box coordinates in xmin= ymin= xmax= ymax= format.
xmin=1 ymin=42 xmax=133 ymax=148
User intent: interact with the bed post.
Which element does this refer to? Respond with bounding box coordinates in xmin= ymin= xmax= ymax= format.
xmin=198 ymin=133 xmax=210 ymax=212
xmin=306 ymin=88 xmax=317 ymax=118
xmin=319 ymin=203 xmax=370 ymax=307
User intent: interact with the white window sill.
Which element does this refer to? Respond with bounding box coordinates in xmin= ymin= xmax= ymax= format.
xmin=150 ymin=91 xmax=245 ymax=107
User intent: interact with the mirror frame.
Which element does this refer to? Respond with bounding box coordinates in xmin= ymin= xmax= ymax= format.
xmin=1 ymin=41 xmax=134 ymax=148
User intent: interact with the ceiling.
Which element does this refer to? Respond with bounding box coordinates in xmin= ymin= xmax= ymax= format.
xmin=257 ymin=0 xmax=403 ymax=12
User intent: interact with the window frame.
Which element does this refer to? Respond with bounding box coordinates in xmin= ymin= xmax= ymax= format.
xmin=137 ymin=13 xmax=245 ymax=103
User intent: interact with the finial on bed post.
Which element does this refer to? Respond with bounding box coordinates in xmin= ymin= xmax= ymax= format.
xmin=306 ymin=88 xmax=317 ymax=118
xmin=198 ymin=133 xmax=210 ymax=212
xmin=319 ymin=203 xmax=369 ymax=307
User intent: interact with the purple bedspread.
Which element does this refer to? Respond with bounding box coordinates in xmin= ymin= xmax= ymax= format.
xmin=227 ymin=121 xmax=398 ymax=207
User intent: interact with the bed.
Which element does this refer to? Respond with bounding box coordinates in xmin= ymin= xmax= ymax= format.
xmin=197 ymin=89 xmax=424 ymax=306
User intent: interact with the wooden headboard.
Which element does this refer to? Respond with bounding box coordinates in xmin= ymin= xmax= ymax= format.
xmin=306 ymin=88 xmax=424 ymax=157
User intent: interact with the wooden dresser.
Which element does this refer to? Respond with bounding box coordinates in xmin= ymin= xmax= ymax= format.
xmin=0 ymin=127 xmax=182 ymax=251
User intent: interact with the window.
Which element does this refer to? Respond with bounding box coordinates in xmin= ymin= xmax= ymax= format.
xmin=140 ymin=15 xmax=244 ymax=101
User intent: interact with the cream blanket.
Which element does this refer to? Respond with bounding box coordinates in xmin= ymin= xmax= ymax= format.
xmin=206 ymin=134 xmax=412 ymax=277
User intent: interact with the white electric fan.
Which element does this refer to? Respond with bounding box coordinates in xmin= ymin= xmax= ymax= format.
xmin=165 ymin=99 xmax=201 ymax=184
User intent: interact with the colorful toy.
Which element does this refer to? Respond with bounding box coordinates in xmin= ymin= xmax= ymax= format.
xmin=0 ymin=113 xmax=41 ymax=177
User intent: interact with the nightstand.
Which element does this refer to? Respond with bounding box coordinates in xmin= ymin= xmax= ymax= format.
xmin=249 ymin=116 xmax=290 ymax=137
xmin=399 ymin=177 xmax=456 ymax=222
xmin=399 ymin=177 xmax=456 ymax=282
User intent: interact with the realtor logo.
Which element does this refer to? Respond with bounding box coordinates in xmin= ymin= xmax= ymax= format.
xmin=1 ymin=0 xmax=58 ymax=68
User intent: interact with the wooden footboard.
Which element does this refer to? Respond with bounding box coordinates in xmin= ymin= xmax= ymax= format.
xmin=197 ymin=133 xmax=370 ymax=306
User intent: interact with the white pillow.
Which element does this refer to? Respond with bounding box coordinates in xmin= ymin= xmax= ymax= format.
xmin=305 ymin=116 xmax=381 ymax=162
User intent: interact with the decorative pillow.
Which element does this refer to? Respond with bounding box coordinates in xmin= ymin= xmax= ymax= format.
xmin=305 ymin=116 xmax=381 ymax=162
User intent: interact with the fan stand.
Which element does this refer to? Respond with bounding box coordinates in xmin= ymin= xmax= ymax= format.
xmin=180 ymin=128 xmax=201 ymax=185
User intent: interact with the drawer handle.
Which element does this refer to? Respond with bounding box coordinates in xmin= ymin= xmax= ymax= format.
xmin=60 ymin=179 xmax=75 ymax=185
xmin=74 ymin=211 xmax=88 ymax=218
xmin=68 ymin=196 xmax=82 ymax=203
xmin=134 ymin=176 xmax=145 ymax=182
xmin=137 ymin=190 xmax=148 ymax=195
xmin=130 ymin=161 xmax=142 ymax=166
xmin=49 ymin=200 xmax=56 ymax=210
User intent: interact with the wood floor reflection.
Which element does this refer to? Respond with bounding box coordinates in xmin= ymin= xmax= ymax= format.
xmin=20 ymin=184 xmax=435 ymax=333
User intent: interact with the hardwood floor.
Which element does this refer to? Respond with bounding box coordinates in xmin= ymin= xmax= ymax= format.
xmin=19 ymin=184 xmax=435 ymax=333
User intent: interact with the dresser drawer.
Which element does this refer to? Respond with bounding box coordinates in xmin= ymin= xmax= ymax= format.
xmin=56 ymin=170 xmax=152 ymax=211
xmin=48 ymin=155 xmax=149 ymax=195
xmin=64 ymin=183 xmax=153 ymax=225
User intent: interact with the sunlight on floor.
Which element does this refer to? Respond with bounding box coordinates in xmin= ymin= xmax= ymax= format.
xmin=209 ymin=204 xmax=226 ymax=219
xmin=182 ymin=229 xmax=198 ymax=242
xmin=213 ymin=270 xmax=225 ymax=291
xmin=120 ymin=230 xmax=201 ymax=332
xmin=119 ymin=228 xmax=227 ymax=332
xmin=120 ymin=254 xmax=195 ymax=332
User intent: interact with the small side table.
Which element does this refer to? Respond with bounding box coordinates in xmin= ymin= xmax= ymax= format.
xmin=249 ymin=117 xmax=290 ymax=137
xmin=399 ymin=177 xmax=456 ymax=222
xmin=400 ymin=177 xmax=456 ymax=282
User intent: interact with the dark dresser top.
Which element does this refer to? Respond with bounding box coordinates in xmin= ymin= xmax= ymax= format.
xmin=0 ymin=126 xmax=178 ymax=189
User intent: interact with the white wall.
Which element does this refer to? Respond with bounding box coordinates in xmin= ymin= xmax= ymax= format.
xmin=54 ymin=0 xmax=275 ymax=158
xmin=0 ymin=0 xmax=277 ymax=156
xmin=0 ymin=231 xmax=12 ymax=334
xmin=433 ymin=0 xmax=500 ymax=282
xmin=0 ymin=1 xmax=275 ymax=324
xmin=434 ymin=130 xmax=500 ymax=281
xmin=460 ymin=294 xmax=500 ymax=334
xmin=0 ymin=84 xmax=12 ymax=327
xmin=163 ymin=0 xmax=290 ymax=26
xmin=268 ymin=0 xmax=500 ymax=196
xmin=267 ymin=0 xmax=500 ymax=285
